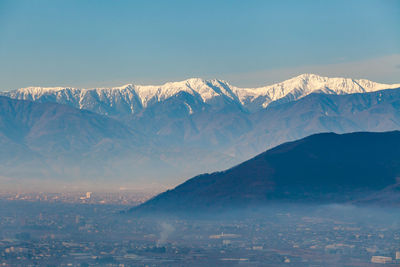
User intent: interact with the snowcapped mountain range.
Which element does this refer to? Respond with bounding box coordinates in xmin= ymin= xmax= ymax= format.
xmin=3 ymin=74 xmax=400 ymax=116
xmin=1 ymin=73 xmax=400 ymax=189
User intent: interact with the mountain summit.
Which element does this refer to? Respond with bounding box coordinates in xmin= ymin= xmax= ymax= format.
xmin=3 ymin=74 xmax=399 ymax=116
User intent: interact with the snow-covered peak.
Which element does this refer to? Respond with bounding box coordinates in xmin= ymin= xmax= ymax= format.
xmin=15 ymin=86 xmax=77 ymax=93
xmin=3 ymin=74 xmax=400 ymax=114
xmin=273 ymin=73 xmax=398 ymax=94
xmin=232 ymin=74 xmax=400 ymax=109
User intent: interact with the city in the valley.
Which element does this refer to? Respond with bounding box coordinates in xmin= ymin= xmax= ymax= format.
xmin=1 ymin=192 xmax=400 ymax=266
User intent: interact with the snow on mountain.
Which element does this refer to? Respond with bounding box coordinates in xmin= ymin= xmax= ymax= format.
xmin=233 ymin=73 xmax=400 ymax=111
xmin=2 ymin=74 xmax=400 ymax=116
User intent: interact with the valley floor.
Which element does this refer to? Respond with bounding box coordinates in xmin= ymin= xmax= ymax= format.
xmin=0 ymin=198 xmax=400 ymax=266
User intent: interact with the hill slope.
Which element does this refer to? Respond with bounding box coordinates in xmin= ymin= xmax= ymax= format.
xmin=133 ymin=131 xmax=400 ymax=213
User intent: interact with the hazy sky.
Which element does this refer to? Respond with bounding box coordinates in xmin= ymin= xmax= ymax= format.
xmin=0 ymin=0 xmax=399 ymax=90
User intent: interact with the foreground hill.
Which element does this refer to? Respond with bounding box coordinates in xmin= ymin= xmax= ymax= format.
xmin=133 ymin=131 xmax=400 ymax=214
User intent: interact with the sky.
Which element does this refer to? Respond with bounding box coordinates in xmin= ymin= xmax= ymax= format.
xmin=0 ymin=0 xmax=399 ymax=90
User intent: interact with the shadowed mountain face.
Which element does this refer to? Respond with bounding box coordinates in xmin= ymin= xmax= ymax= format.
xmin=235 ymin=87 xmax=400 ymax=158
xmin=0 ymin=96 xmax=158 ymax=184
xmin=133 ymin=131 xmax=400 ymax=213
xmin=0 ymin=96 xmax=141 ymax=153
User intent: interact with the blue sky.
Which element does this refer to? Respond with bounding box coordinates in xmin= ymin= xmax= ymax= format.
xmin=0 ymin=0 xmax=399 ymax=89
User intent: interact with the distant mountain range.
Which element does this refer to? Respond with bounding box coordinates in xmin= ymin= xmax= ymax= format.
xmin=133 ymin=131 xmax=400 ymax=214
xmin=1 ymin=74 xmax=400 ymax=189
xmin=4 ymin=74 xmax=400 ymax=115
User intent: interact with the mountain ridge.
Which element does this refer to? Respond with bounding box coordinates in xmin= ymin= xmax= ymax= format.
xmin=3 ymin=74 xmax=399 ymax=117
xmin=1 ymin=76 xmax=400 ymax=190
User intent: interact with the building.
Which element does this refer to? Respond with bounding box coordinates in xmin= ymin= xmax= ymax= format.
xmin=371 ymin=256 xmax=392 ymax=264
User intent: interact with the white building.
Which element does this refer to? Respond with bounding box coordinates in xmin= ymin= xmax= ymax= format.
xmin=371 ymin=256 xmax=392 ymax=264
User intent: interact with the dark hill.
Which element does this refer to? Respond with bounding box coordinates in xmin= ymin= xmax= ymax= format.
xmin=133 ymin=131 xmax=400 ymax=214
